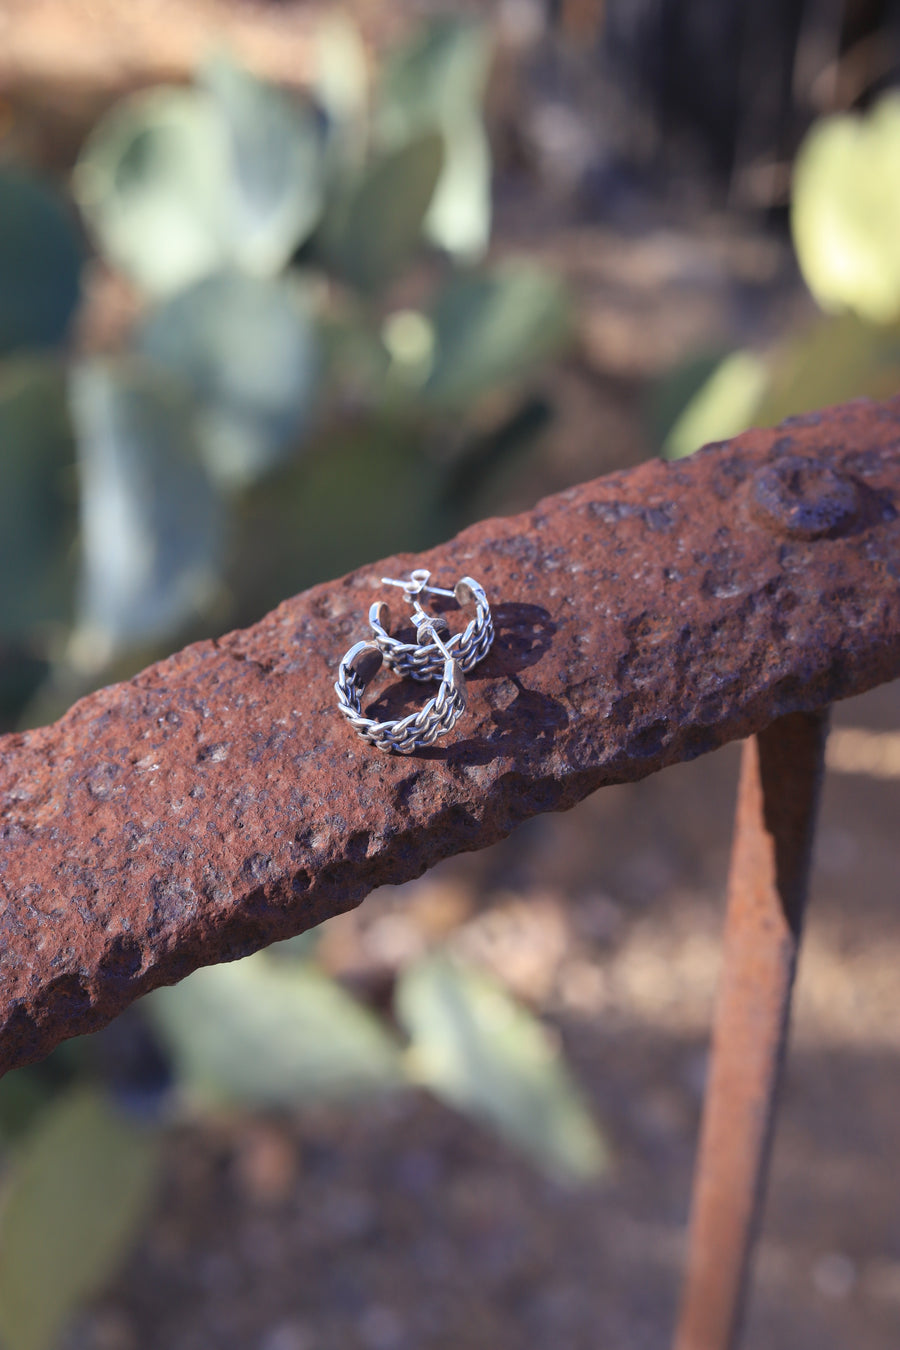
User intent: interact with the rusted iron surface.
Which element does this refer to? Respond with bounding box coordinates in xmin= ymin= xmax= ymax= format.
xmin=674 ymin=710 xmax=829 ymax=1350
xmin=1 ymin=398 xmax=899 ymax=1074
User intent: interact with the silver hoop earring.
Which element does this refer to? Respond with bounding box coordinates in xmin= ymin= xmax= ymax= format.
xmin=335 ymin=620 xmax=467 ymax=754
xmin=369 ymin=569 xmax=494 ymax=682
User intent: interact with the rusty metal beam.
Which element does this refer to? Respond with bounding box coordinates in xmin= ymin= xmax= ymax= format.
xmin=673 ymin=709 xmax=829 ymax=1350
xmin=2 ymin=398 xmax=900 ymax=1075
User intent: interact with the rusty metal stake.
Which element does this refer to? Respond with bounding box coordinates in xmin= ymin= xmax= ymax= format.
xmin=674 ymin=709 xmax=830 ymax=1350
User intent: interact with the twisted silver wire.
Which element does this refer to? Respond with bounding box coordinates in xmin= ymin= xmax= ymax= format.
xmin=369 ymin=575 xmax=494 ymax=682
xmin=335 ymin=642 xmax=467 ymax=754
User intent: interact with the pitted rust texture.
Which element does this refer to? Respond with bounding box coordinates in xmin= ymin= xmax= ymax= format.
xmin=2 ymin=398 xmax=900 ymax=1075
xmin=750 ymin=456 xmax=863 ymax=539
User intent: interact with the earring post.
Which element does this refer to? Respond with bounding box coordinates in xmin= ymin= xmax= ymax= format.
xmin=380 ymin=571 xmax=456 ymax=600
xmin=413 ymin=611 xmax=454 ymax=660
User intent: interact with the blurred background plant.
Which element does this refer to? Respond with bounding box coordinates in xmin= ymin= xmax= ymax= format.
xmin=0 ymin=939 xmax=606 ymax=1350
xmin=0 ymin=15 xmax=571 ymax=731
xmin=657 ymin=89 xmax=900 ymax=459
xmin=0 ymin=16 xmax=596 ymax=1350
xmin=0 ymin=3 xmax=899 ymax=1348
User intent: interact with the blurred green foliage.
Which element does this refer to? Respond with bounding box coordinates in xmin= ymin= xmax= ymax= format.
xmin=0 ymin=18 xmax=584 ymax=1346
xmin=0 ymin=13 xmax=571 ymax=726
xmin=136 ymin=271 xmax=320 ymax=487
xmin=148 ymin=954 xmax=407 ymax=1103
xmin=659 ymin=88 xmax=900 ymax=460
xmin=2 ymin=29 xmax=896 ymax=1350
xmin=147 ymin=948 xmax=607 ymax=1184
xmin=792 ymin=92 xmax=900 ymax=324
xmin=397 ymin=953 xmax=607 ymax=1182
xmin=376 ymin=17 xmax=492 ymax=259
xmin=68 ymin=358 xmax=223 ymax=665
xmin=0 ymin=1090 xmax=158 ymax=1350
xmin=0 ymin=362 xmax=77 ymax=642
xmin=0 ymin=171 xmax=83 ymax=356
xmin=0 ymin=942 xmax=606 ymax=1348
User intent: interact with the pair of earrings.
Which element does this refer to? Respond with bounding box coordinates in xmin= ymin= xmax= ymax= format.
xmin=335 ymin=569 xmax=494 ymax=754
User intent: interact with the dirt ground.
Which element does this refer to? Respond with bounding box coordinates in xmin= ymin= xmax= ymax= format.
xmin=60 ymin=672 xmax=900 ymax=1350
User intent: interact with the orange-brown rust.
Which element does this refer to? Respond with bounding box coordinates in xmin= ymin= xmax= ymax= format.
xmin=1 ymin=398 xmax=899 ymax=1075
xmin=674 ymin=710 xmax=829 ymax=1350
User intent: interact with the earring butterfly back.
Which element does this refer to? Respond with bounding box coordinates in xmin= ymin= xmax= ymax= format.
xmin=370 ymin=569 xmax=493 ymax=681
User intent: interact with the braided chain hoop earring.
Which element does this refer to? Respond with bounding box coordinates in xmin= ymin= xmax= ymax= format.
xmin=335 ymin=618 xmax=467 ymax=754
xmin=369 ymin=569 xmax=494 ymax=682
